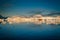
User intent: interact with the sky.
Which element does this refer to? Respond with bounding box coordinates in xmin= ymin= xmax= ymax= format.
xmin=0 ymin=0 xmax=60 ymax=16
xmin=0 ymin=0 xmax=60 ymax=40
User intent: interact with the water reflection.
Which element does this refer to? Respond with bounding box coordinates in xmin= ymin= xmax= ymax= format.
xmin=0 ymin=23 xmax=60 ymax=40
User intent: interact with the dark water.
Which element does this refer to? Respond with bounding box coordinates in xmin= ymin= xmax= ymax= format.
xmin=0 ymin=23 xmax=60 ymax=40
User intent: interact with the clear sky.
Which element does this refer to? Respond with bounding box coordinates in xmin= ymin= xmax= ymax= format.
xmin=0 ymin=0 xmax=60 ymax=16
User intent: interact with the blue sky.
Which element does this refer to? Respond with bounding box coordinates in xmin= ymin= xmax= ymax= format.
xmin=0 ymin=0 xmax=60 ymax=16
